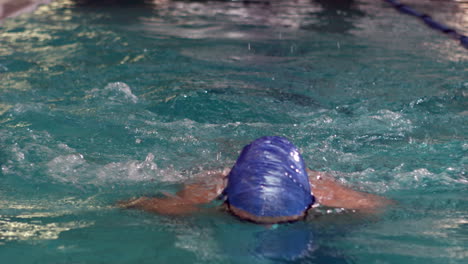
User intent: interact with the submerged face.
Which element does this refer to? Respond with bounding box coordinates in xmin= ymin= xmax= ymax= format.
xmin=227 ymin=203 xmax=308 ymax=224
xmin=225 ymin=136 xmax=315 ymax=224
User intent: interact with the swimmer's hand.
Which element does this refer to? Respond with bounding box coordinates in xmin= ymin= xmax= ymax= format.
xmin=307 ymin=169 xmax=393 ymax=212
xmin=119 ymin=169 xmax=228 ymax=215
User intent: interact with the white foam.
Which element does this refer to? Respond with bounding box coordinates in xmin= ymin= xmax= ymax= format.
xmin=86 ymin=82 xmax=139 ymax=106
xmin=97 ymin=153 xmax=157 ymax=182
xmin=341 ymin=167 xmax=464 ymax=194
xmin=103 ymin=82 xmax=138 ymax=103
xmin=369 ymin=109 xmax=413 ymax=132
xmin=390 ymin=168 xmax=458 ymax=189
xmin=44 ymin=150 xmax=188 ymax=186
xmin=12 ymin=103 xmax=46 ymax=114
xmin=47 ymin=154 xmax=87 ymax=184
xmin=94 ymin=153 xmax=186 ymax=184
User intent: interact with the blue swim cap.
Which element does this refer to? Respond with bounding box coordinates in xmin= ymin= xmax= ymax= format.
xmin=226 ymin=136 xmax=314 ymax=219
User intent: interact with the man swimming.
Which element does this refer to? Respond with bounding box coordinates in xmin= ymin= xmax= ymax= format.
xmin=120 ymin=136 xmax=390 ymax=224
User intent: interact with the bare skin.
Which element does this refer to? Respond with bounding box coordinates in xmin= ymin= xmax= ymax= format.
xmin=119 ymin=169 xmax=227 ymax=215
xmin=119 ymin=168 xmax=392 ymax=222
xmin=306 ymin=169 xmax=391 ymax=212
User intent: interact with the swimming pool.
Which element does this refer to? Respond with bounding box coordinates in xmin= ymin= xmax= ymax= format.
xmin=0 ymin=0 xmax=466 ymax=263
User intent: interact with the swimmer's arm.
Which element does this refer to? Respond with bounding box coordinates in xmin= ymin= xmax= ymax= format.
xmin=119 ymin=169 xmax=228 ymax=215
xmin=307 ymin=169 xmax=392 ymax=211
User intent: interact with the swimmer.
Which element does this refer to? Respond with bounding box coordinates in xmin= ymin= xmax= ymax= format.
xmin=120 ymin=136 xmax=391 ymax=224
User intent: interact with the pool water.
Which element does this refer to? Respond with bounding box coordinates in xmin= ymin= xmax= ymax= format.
xmin=0 ymin=0 xmax=467 ymax=263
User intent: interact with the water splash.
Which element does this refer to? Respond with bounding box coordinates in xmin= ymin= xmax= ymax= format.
xmin=96 ymin=153 xmax=158 ymax=183
xmin=47 ymin=153 xmax=87 ymax=184
xmin=88 ymin=82 xmax=138 ymax=105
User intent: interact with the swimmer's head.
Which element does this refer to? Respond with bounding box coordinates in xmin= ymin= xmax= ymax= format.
xmin=225 ymin=136 xmax=315 ymax=224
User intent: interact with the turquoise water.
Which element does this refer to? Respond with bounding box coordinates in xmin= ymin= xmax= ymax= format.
xmin=0 ymin=0 xmax=467 ymax=263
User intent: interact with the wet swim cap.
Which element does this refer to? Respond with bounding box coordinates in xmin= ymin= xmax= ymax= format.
xmin=226 ymin=136 xmax=315 ymax=219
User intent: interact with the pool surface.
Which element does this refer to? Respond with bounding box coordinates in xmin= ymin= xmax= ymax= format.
xmin=0 ymin=0 xmax=467 ymax=263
